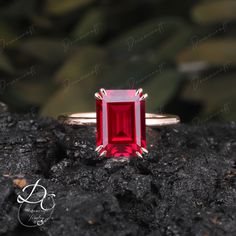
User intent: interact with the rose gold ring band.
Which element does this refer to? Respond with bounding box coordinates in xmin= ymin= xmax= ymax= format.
xmin=58 ymin=112 xmax=180 ymax=127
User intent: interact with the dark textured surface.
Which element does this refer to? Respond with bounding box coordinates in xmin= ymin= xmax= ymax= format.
xmin=0 ymin=111 xmax=236 ymax=236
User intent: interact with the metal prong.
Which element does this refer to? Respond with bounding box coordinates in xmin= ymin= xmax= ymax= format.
xmin=95 ymin=145 xmax=103 ymax=153
xmin=141 ymin=147 xmax=148 ymax=154
xmin=95 ymin=92 xmax=103 ymax=100
xmin=99 ymin=150 xmax=107 ymax=157
xmin=100 ymin=88 xmax=107 ymax=96
xmin=139 ymin=93 xmax=148 ymax=101
xmin=136 ymin=151 xmax=143 ymax=158
xmin=135 ymin=88 xmax=143 ymax=96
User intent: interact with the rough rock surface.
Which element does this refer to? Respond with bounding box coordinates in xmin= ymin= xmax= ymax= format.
xmin=0 ymin=111 xmax=236 ymax=236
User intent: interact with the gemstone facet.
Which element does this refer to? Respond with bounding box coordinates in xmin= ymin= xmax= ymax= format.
xmin=96 ymin=89 xmax=147 ymax=158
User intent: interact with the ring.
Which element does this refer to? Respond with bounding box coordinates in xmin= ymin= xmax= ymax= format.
xmin=58 ymin=113 xmax=180 ymax=127
xmin=58 ymin=88 xmax=180 ymax=158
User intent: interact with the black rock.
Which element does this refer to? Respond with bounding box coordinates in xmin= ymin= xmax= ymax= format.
xmin=0 ymin=111 xmax=236 ymax=236
xmin=0 ymin=176 xmax=19 ymax=234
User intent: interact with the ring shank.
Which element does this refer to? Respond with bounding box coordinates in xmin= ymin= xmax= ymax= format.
xmin=58 ymin=112 xmax=180 ymax=127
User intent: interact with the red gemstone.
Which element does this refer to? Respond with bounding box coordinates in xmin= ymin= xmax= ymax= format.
xmin=96 ymin=89 xmax=146 ymax=158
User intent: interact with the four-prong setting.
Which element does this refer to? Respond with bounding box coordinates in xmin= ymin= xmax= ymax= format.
xmin=135 ymin=88 xmax=143 ymax=96
xmin=95 ymin=145 xmax=103 ymax=153
xmin=100 ymin=88 xmax=107 ymax=96
xmin=136 ymin=151 xmax=143 ymax=158
xmin=94 ymin=88 xmax=108 ymax=101
xmin=99 ymin=150 xmax=107 ymax=157
xmin=95 ymin=88 xmax=148 ymax=158
xmin=139 ymin=93 xmax=148 ymax=101
xmin=95 ymin=92 xmax=103 ymax=100
xmin=141 ymin=147 xmax=149 ymax=154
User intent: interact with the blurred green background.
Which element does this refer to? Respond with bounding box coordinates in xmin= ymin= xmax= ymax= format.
xmin=0 ymin=0 xmax=235 ymax=123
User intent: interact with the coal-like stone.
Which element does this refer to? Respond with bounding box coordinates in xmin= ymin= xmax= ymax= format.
xmin=0 ymin=111 xmax=236 ymax=236
xmin=0 ymin=176 xmax=19 ymax=234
